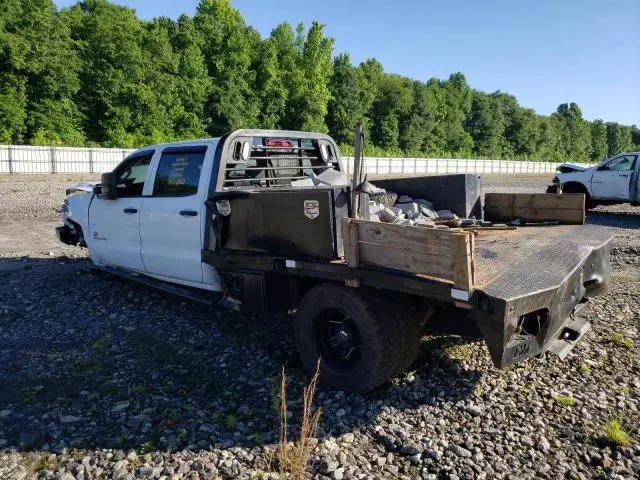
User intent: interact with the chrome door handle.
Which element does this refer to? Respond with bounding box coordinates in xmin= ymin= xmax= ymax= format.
xmin=179 ymin=210 xmax=198 ymax=217
xmin=123 ymin=208 xmax=138 ymax=214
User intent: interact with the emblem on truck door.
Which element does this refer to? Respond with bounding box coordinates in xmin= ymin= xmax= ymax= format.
xmin=304 ymin=200 xmax=320 ymax=219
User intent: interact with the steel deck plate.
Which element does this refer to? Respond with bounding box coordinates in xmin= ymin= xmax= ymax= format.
xmin=474 ymin=225 xmax=613 ymax=300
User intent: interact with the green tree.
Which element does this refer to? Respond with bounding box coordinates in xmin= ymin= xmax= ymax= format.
xmin=297 ymin=21 xmax=334 ymax=132
xmin=68 ymin=0 xmax=152 ymax=146
xmin=464 ymin=92 xmax=504 ymax=157
xmin=170 ymin=15 xmax=210 ymax=138
xmin=398 ymin=81 xmax=437 ymax=154
xmin=370 ymin=74 xmax=413 ymax=150
xmin=1 ymin=0 xmax=84 ymax=144
xmin=252 ymin=37 xmax=286 ymax=129
xmin=194 ymin=0 xmax=259 ymax=134
xmin=269 ymin=22 xmax=304 ymax=131
xmin=589 ymin=119 xmax=607 ymax=162
xmin=553 ymin=102 xmax=591 ymax=161
xmin=0 ymin=0 xmax=28 ymax=142
xmin=536 ymin=116 xmax=561 ymax=161
xmin=441 ymin=73 xmax=473 ymax=155
xmin=510 ymin=108 xmax=540 ymax=158
xmin=630 ymin=125 xmax=640 ymax=150
xmin=606 ymin=122 xmax=632 ymax=156
xmin=326 ymin=53 xmax=375 ymax=145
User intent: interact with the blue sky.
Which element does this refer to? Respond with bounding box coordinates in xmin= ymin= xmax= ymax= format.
xmin=55 ymin=0 xmax=640 ymax=126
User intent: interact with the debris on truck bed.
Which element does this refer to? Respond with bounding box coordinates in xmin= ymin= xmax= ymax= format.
xmin=366 ymin=184 xmax=473 ymax=229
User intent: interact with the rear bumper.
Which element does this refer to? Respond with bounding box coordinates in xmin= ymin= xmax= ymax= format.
xmin=471 ymin=229 xmax=611 ymax=368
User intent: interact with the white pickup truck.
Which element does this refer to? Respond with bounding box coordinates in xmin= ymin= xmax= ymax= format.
xmin=57 ymin=129 xmax=613 ymax=392
xmin=547 ymin=152 xmax=640 ymax=208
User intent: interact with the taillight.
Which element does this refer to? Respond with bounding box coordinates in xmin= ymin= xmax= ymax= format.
xmin=265 ymin=138 xmax=292 ymax=148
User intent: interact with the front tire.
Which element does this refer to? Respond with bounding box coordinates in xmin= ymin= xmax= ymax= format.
xmin=294 ymin=283 xmax=429 ymax=392
xmin=560 ymin=183 xmax=598 ymax=209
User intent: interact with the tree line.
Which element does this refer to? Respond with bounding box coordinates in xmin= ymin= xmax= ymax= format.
xmin=1 ymin=0 xmax=638 ymax=162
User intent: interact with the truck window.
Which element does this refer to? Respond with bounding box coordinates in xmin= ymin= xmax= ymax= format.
xmin=223 ymin=136 xmax=339 ymax=189
xmin=152 ymin=146 xmax=206 ymax=197
xmin=599 ymin=155 xmax=637 ymax=171
xmin=114 ymin=152 xmax=153 ymax=196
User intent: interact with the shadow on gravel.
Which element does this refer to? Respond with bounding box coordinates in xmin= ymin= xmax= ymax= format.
xmin=0 ymin=255 xmax=480 ymax=456
xmin=586 ymin=210 xmax=640 ymax=229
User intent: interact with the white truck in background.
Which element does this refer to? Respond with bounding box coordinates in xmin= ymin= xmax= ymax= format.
xmin=547 ymin=152 xmax=640 ymax=208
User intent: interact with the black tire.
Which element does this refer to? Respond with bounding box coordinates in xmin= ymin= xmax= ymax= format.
xmin=562 ymin=182 xmax=598 ymax=209
xmin=294 ymin=283 xmax=429 ymax=392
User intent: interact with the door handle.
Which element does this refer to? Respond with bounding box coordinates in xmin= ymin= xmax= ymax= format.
xmin=123 ymin=207 xmax=138 ymax=214
xmin=179 ymin=209 xmax=198 ymax=217
xmin=619 ymin=174 xmax=630 ymax=177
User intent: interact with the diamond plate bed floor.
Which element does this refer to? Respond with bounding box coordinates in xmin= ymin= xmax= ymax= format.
xmin=473 ymin=225 xmax=613 ymax=300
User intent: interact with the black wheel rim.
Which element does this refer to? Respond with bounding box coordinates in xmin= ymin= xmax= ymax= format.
xmin=312 ymin=308 xmax=362 ymax=370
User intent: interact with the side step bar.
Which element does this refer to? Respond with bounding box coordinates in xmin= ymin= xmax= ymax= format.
xmin=90 ymin=266 xmax=219 ymax=306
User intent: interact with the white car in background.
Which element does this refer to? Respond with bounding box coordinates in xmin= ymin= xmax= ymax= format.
xmin=547 ymin=152 xmax=640 ymax=208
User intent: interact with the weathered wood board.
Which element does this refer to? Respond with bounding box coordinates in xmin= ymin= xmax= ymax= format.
xmin=342 ymin=218 xmax=475 ymax=290
xmin=484 ymin=193 xmax=585 ymax=225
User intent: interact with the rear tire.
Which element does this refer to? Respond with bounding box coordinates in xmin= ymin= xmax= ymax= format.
xmin=294 ymin=283 xmax=430 ymax=392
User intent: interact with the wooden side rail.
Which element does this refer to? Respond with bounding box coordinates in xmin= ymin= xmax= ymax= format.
xmin=484 ymin=193 xmax=585 ymax=225
xmin=342 ymin=218 xmax=475 ymax=291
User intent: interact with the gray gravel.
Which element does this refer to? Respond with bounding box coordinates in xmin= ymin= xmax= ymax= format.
xmin=1 ymin=174 xmax=639 ymax=479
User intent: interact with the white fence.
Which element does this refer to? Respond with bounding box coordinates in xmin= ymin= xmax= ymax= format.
xmin=343 ymin=157 xmax=592 ymax=176
xmin=0 ymin=145 xmax=136 ymax=174
xmin=0 ymin=144 xmax=592 ymax=175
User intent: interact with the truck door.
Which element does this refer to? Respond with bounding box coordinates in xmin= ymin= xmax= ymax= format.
xmin=590 ymin=153 xmax=637 ymax=201
xmin=139 ymin=144 xmax=213 ymax=285
xmin=87 ymin=151 xmax=154 ymax=271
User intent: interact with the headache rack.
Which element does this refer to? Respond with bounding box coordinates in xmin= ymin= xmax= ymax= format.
xmin=216 ymin=129 xmax=343 ymax=190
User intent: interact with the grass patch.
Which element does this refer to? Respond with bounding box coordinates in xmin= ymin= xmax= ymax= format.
xmin=27 ymin=454 xmax=59 ymax=474
xmin=225 ymin=414 xmax=237 ymax=430
xmin=608 ymin=333 xmax=633 ymax=349
xmin=603 ymin=419 xmax=631 ymax=447
xmin=139 ymin=441 xmax=155 ymax=454
xmin=91 ymin=337 xmax=109 ymax=354
xmin=266 ymin=361 xmax=321 ymax=480
xmin=555 ymin=395 xmax=575 ymax=407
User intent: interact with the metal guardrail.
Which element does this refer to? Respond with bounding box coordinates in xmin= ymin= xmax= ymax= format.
xmin=0 ymin=144 xmax=592 ymax=175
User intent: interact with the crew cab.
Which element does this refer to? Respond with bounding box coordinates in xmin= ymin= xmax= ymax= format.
xmin=547 ymin=152 xmax=640 ymax=207
xmin=57 ymin=130 xmax=613 ymax=392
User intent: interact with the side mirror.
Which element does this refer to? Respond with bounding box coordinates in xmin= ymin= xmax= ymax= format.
xmin=98 ymin=172 xmax=119 ymax=199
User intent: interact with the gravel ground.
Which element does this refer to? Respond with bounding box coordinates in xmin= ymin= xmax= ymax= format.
xmin=0 ymin=174 xmax=639 ymax=480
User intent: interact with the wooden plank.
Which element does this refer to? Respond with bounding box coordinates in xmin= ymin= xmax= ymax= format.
xmin=347 ymin=220 xmax=360 ymax=268
xmin=461 ymin=226 xmax=518 ymax=231
xmin=484 ymin=206 xmax=583 ymax=224
xmin=450 ymin=233 xmax=474 ymax=291
xmin=341 ymin=218 xmax=477 ymax=290
xmin=484 ymin=193 xmax=584 ymax=225
xmin=352 ymin=219 xmax=454 ymax=254
xmin=358 ymin=243 xmax=455 ymax=280
xmin=341 ymin=218 xmax=353 ymax=264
